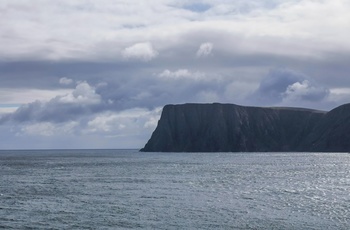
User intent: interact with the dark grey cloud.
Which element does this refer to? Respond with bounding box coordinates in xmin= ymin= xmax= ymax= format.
xmin=0 ymin=63 xmax=339 ymax=128
xmin=0 ymin=70 xmax=233 ymax=125
xmin=0 ymin=61 xmax=139 ymax=89
xmin=251 ymin=68 xmax=305 ymax=104
xmin=249 ymin=68 xmax=330 ymax=109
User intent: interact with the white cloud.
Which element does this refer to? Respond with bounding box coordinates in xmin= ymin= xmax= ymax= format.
xmin=283 ymin=80 xmax=329 ymax=102
xmin=0 ymin=0 xmax=349 ymax=62
xmin=249 ymin=68 xmax=331 ymax=109
xmin=0 ymin=88 xmax=72 ymax=105
xmin=59 ymin=77 xmax=74 ymax=85
xmin=144 ymin=114 xmax=159 ymax=129
xmin=86 ymin=113 xmax=121 ymax=133
xmin=0 ymin=106 xmax=18 ymax=115
xmin=196 ymin=42 xmax=213 ymax=57
xmin=122 ymin=42 xmax=158 ymax=61
xmin=328 ymin=88 xmax=350 ymax=106
xmin=84 ymin=107 xmax=161 ymax=135
xmin=59 ymin=81 xmax=101 ymax=104
xmin=2 ymin=105 xmax=162 ymax=148
xmin=158 ymin=69 xmax=205 ymax=79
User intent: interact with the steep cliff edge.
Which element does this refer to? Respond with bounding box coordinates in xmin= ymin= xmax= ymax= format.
xmin=302 ymin=103 xmax=350 ymax=152
xmin=140 ymin=103 xmax=343 ymax=152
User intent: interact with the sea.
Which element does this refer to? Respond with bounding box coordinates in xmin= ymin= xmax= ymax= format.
xmin=0 ymin=149 xmax=349 ymax=229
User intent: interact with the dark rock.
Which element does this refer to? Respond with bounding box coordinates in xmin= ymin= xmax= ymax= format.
xmin=302 ymin=103 xmax=350 ymax=152
xmin=140 ymin=103 xmax=350 ymax=152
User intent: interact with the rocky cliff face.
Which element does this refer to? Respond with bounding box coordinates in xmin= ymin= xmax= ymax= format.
xmin=302 ymin=103 xmax=350 ymax=152
xmin=141 ymin=103 xmax=350 ymax=152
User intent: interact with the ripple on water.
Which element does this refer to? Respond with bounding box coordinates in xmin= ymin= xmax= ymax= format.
xmin=0 ymin=150 xmax=349 ymax=229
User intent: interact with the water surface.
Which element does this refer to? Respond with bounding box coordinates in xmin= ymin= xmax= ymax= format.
xmin=1 ymin=150 xmax=349 ymax=229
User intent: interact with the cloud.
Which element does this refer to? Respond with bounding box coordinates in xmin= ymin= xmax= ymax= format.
xmin=1 ymin=66 xmax=332 ymax=127
xmin=84 ymin=108 xmax=161 ymax=136
xmin=328 ymin=87 xmax=350 ymax=106
xmin=1 ymin=0 xmax=349 ymax=62
xmin=58 ymin=81 xmax=101 ymax=104
xmin=122 ymin=42 xmax=158 ymax=61
xmin=2 ymin=106 xmax=162 ymax=149
xmin=158 ymin=69 xmax=205 ymax=79
xmin=0 ymin=81 xmax=103 ymax=124
xmin=1 ymin=0 xmax=350 ymax=148
xmin=249 ymin=68 xmax=330 ymax=109
xmin=196 ymin=42 xmax=213 ymax=57
xmin=0 ymin=87 xmax=72 ymax=105
xmin=20 ymin=121 xmax=78 ymax=137
xmin=59 ymin=77 xmax=74 ymax=85
xmin=283 ymin=80 xmax=329 ymax=102
xmin=251 ymin=68 xmax=305 ymax=104
xmin=183 ymin=3 xmax=211 ymax=12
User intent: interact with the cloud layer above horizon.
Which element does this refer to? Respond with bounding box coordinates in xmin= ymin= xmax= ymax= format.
xmin=1 ymin=0 xmax=350 ymax=149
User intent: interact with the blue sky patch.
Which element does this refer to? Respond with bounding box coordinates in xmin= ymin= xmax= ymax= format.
xmin=183 ymin=3 xmax=211 ymax=12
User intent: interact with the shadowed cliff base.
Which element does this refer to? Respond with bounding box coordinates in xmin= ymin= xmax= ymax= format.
xmin=141 ymin=103 xmax=350 ymax=152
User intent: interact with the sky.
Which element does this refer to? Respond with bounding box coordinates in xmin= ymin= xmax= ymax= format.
xmin=0 ymin=0 xmax=350 ymax=149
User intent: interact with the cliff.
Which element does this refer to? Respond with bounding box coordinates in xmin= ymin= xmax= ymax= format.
xmin=141 ymin=103 xmax=350 ymax=152
xmin=302 ymin=103 xmax=350 ymax=152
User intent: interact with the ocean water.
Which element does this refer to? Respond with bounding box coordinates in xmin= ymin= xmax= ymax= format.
xmin=0 ymin=150 xmax=349 ymax=229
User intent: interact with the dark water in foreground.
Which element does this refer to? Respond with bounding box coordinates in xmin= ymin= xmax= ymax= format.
xmin=0 ymin=150 xmax=349 ymax=229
